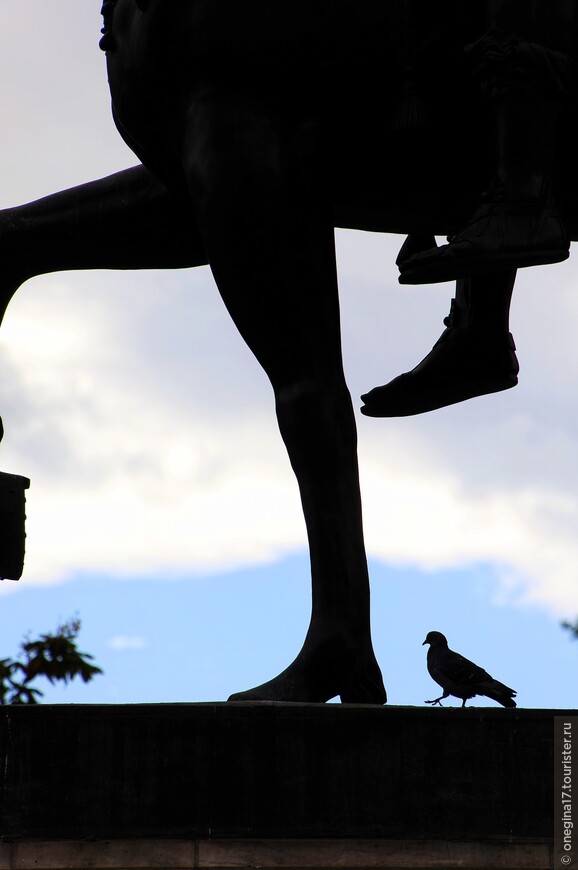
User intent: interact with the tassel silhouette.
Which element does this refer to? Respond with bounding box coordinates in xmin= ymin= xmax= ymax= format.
xmin=391 ymin=65 xmax=428 ymax=132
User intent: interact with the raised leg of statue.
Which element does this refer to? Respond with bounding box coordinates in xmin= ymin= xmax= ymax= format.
xmin=182 ymin=94 xmax=386 ymax=703
xmin=0 ymin=165 xmax=207 ymax=326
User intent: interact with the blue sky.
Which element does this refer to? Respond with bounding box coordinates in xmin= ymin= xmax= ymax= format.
xmin=1 ymin=556 xmax=573 ymax=707
xmin=0 ymin=4 xmax=577 ymax=709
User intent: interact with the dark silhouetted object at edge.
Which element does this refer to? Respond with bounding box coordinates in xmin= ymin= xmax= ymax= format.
xmin=423 ymin=631 xmax=517 ymax=708
xmin=0 ymin=418 xmax=30 ymax=581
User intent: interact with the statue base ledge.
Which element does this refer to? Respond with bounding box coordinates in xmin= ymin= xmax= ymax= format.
xmin=0 ymin=703 xmax=569 ymax=867
xmin=0 ymin=837 xmax=552 ymax=870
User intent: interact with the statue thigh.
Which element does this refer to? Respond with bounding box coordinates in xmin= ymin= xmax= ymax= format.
xmin=181 ymin=94 xmax=343 ymax=396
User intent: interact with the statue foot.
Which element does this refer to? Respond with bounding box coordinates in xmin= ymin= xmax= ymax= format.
xmin=228 ymin=637 xmax=387 ymax=704
xmin=360 ymin=321 xmax=519 ymax=417
xmin=397 ymin=202 xmax=569 ymax=285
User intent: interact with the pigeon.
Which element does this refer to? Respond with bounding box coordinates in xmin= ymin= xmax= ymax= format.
xmin=422 ymin=631 xmax=517 ymax=708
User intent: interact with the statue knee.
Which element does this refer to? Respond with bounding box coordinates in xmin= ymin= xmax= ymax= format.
xmin=275 ymin=377 xmax=349 ymax=415
xmin=274 ymin=378 xmax=357 ymax=458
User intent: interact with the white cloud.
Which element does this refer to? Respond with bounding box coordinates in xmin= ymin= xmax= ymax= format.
xmin=108 ymin=635 xmax=147 ymax=651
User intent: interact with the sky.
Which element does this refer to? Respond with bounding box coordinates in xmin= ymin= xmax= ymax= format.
xmin=0 ymin=3 xmax=577 ymax=708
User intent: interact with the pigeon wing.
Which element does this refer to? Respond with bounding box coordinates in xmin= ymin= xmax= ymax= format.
xmin=430 ymin=648 xmax=490 ymax=692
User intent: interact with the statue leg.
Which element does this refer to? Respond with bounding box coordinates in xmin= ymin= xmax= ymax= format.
xmin=183 ymin=95 xmax=386 ymax=703
xmin=397 ymin=3 xmax=573 ymax=285
xmin=0 ymin=165 xmax=207 ymax=326
xmin=361 ymin=269 xmax=518 ymax=417
xmin=375 ymin=0 xmax=575 ymax=413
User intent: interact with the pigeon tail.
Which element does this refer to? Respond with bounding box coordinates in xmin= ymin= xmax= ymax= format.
xmin=479 ymin=680 xmax=517 ymax=708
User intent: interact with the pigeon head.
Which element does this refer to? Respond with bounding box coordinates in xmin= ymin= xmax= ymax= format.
xmin=422 ymin=631 xmax=448 ymax=647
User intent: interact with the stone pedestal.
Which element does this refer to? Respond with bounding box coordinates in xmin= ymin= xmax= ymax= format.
xmin=0 ymin=703 xmax=564 ymax=868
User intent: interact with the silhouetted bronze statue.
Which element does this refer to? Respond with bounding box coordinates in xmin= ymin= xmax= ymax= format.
xmin=1 ymin=0 xmax=576 ymax=698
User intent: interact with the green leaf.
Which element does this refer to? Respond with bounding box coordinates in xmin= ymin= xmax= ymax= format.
xmin=1 ymin=616 xmax=102 ymax=704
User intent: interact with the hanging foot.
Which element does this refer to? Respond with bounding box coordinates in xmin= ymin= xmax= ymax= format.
xmin=361 ymin=302 xmax=519 ymax=417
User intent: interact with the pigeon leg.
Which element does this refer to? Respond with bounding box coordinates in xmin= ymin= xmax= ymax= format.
xmin=425 ymin=693 xmax=448 ymax=706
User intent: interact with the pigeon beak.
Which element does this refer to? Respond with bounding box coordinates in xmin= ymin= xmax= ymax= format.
xmin=422 ymin=639 xmax=427 ymax=645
